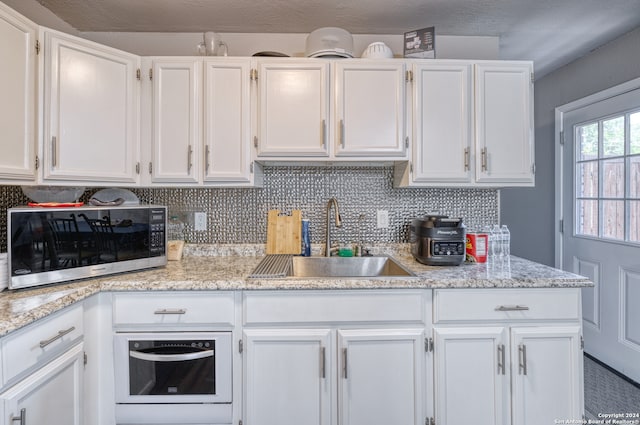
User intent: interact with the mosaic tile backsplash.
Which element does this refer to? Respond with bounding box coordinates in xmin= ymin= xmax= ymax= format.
xmin=0 ymin=166 xmax=498 ymax=251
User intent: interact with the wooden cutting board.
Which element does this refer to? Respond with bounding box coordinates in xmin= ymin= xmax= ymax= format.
xmin=266 ymin=209 xmax=302 ymax=254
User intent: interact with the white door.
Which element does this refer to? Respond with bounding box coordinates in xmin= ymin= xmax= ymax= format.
xmin=411 ymin=61 xmax=473 ymax=184
xmin=0 ymin=3 xmax=37 ymax=181
xmin=560 ymin=87 xmax=640 ymax=382
xmin=204 ymin=58 xmax=252 ymax=183
xmin=256 ymin=60 xmax=330 ymax=157
xmin=43 ymin=30 xmax=140 ymax=184
xmin=510 ymin=326 xmax=583 ymax=425
xmin=434 ymin=327 xmax=509 ymax=425
xmin=334 ymin=61 xmax=407 ymax=157
xmin=475 ymin=62 xmax=534 ymax=185
xmin=243 ymin=329 xmax=332 ymax=425
xmin=338 ymin=329 xmax=425 ymax=425
xmin=1 ymin=344 xmax=84 ymax=425
xmin=151 ymin=59 xmax=201 ymax=184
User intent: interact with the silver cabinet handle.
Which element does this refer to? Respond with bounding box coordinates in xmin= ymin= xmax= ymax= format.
xmin=464 ymin=147 xmax=470 ymax=171
xmin=321 ymin=120 xmax=327 ymax=147
xmin=51 ymin=136 xmax=57 ymax=167
xmin=39 ymin=326 xmax=75 ymax=349
xmin=497 ymin=344 xmax=505 ymax=375
xmin=481 ymin=147 xmax=488 ymax=171
xmin=342 ymin=347 xmax=348 ymax=379
xmin=187 ymin=145 xmax=193 ymax=172
xmin=320 ymin=346 xmax=326 ymax=378
xmin=205 ymin=145 xmax=211 ymax=172
xmin=340 ymin=119 xmax=345 ymax=148
xmin=495 ymin=305 xmax=530 ymax=311
xmin=10 ymin=408 xmax=26 ymax=425
xmin=519 ymin=344 xmax=527 ymax=375
xmin=154 ymin=308 xmax=186 ymax=315
xmin=130 ymin=349 xmax=213 ymax=362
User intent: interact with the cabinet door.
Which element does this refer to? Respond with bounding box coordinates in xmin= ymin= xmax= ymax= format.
xmin=243 ymin=329 xmax=331 ymax=425
xmin=475 ymin=62 xmax=534 ymax=185
xmin=510 ymin=326 xmax=583 ymax=425
xmin=338 ymin=329 xmax=425 ymax=425
xmin=412 ymin=61 xmax=473 ymax=183
xmin=151 ymin=59 xmax=201 ymax=184
xmin=434 ymin=327 xmax=509 ymax=425
xmin=334 ymin=61 xmax=406 ymax=157
xmin=0 ymin=3 xmax=37 ymax=181
xmin=1 ymin=343 xmax=83 ymax=425
xmin=256 ymin=60 xmax=330 ymax=157
xmin=43 ymin=30 xmax=140 ymax=184
xmin=204 ymin=58 xmax=252 ymax=183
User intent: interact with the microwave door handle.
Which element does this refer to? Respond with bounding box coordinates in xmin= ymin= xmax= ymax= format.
xmin=129 ymin=349 xmax=214 ymax=362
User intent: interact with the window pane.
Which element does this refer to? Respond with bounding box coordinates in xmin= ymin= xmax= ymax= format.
xmin=631 ymin=155 xmax=640 ymax=198
xmin=577 ymin=161 xmax=598 ymax=197
xmin=602 ymin=158 xmax=624 ymax=198
xmin=603 ymin=116 xmax=624 ymax=157
xmin=602 ymin=200 xmax=624 ymax=239
xmin=631 ymin=112 xmax=640 ymax=155
xmin=577 ymin=123 xmax=598 ymax=160
xmin=577 ymin=200 xmax=598 ymax=236
xmin=630 ymin=201 xmax=640 ymax=242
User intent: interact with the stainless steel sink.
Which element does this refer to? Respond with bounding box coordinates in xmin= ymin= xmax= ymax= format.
xmin=290 ymin=256 xmax=414 ymax=278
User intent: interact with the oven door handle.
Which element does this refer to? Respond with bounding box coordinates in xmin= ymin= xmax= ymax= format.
xmin=129 ymin=349 xmax=214 ymax=362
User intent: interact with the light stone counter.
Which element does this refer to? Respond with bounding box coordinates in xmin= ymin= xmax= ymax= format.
xmin=0 ymin=244 xmax=591 ymax=337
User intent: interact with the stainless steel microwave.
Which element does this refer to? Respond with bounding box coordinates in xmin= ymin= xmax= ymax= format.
xmin=8 ymin=205 xmax=167 ymax=290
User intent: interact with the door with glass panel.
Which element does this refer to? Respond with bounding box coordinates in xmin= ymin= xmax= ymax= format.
xmin=561 ymin=88 xmax=640 ymax=382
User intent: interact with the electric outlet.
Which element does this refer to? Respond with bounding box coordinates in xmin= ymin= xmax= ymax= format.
xmin=376 ymin=210 xmax=389 ymax=229
xmin=194 ymin=212 xmax=207 ymax=231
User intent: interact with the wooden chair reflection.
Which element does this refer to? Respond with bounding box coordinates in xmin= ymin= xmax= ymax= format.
xmin=47 ymin=214 xmax=96 ymax=268
xmin=79 ymin=214 xmax=118 ymax=262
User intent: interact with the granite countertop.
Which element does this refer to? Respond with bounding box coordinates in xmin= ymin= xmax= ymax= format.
xmin=0 ymin=244 xmax=592 ymax=337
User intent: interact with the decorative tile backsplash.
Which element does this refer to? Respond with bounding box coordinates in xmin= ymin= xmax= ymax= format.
xmin=0 ymin=166 xmax=498 ymax=251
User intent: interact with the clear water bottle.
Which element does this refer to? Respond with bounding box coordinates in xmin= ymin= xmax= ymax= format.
xmin=491 ymin=224 xmax=503 ymax=259
xmin=500 ymin=225 xmax=510 ymax=257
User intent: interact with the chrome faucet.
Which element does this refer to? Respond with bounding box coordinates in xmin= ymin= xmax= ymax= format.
xmin=325 ymin=197 xmax=342 ymax=257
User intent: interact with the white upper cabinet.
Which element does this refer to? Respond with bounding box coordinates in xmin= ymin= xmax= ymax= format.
xmin=42 ymin=29 xmax=140 ymax=185
xmin=150 ymin=59 xmax=201 ymax=184
xmin=255 ymin=59 xmax=330 ymax=157
xmin=475 ymin=61 xmax=534 ymax=185
xmin=410 ymin=61 xmax=473 ymax=184
xmin=396 ymin=60 xmax=534 ymax=187
xmin=203 ymin=58 xmax=253 ymax=184
xmin=334 ymin=60 xmax=407 ymax=157
xmin=0 ymin=3 xmax=38 ymax=182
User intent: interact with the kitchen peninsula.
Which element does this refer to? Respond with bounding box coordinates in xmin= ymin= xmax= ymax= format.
xmin=0 ymin=245 xmax=591 ymax=425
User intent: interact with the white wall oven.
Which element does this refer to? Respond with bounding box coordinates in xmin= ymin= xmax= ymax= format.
xmin=114 ymin=332 xmax=232 ymax=424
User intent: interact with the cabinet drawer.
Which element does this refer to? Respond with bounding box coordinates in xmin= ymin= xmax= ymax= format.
xmin=2 ymin=303 xmax=83 ymax=385
xmin=112 ymin=292 xmax=235 ymax=328
xmin=244 ymin=290 xmax=429 ymax=325
xmin=434 ymin=288 xmax=581 ymax=323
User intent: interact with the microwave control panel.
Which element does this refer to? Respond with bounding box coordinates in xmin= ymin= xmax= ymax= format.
xmin=149 ymin=208 xmax=166 ymax=256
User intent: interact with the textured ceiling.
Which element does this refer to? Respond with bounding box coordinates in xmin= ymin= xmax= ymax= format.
xmin=15 ymin=0 xmax=640 ymax=76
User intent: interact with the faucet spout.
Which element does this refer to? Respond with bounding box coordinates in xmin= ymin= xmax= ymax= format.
xmin=325 ymin=197 xmax=342 ymax=257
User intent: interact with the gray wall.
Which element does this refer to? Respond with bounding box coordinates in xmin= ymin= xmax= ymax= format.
xmin=501 ymin=27 xmax=640 ymax=266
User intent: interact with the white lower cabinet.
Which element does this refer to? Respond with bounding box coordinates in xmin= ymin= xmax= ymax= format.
xmin=337 ymin=329 xmax=425 ymax=425
xmin=243 ymin=329 xmax=332 ymax=425
xmin=432 ymin=288 xmax=584 ymax=425
xmin=1 ymin=342 xmax=84 ymax=425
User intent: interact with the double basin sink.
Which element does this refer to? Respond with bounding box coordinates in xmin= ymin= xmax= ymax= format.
xmin=250 ymin=255 xmax=415 ymax=279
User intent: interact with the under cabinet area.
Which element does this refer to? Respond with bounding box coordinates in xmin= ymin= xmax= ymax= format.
xmin=242 ymin=290 xmax=432 ymax=425
xmin=41 ymin=29 xmax=141 ymax=185
xmin=432 ymin=288 xmax=583 ymax=425
xmin=0 ymin=3 xmax=38 ymax=183
xmin=0 ymin=304 xmax=84 ymax=425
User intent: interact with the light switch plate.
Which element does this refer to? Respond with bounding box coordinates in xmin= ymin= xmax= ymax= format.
xmin=376 ymin=210 xmax=389 ymax=229
xmin=194 ymin=212 xmax=207 ymax=231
